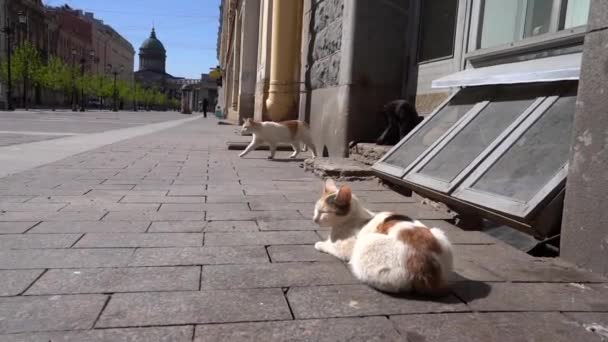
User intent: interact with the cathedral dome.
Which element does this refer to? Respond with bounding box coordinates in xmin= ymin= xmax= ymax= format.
xmin=140 ymin=28 xmax=166 ymax=53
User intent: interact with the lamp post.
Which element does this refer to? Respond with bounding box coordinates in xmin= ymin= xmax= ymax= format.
xmin=1 ymin=9 xmax=14 ymax=111
xmin=17 ymin=11 xmax=28 ymax=110
xmin=78 ymin=50 xmax=94 ymax=112
xmin=105 ymin=64 xmax=124 ymax=112
xmin=70 ymin=48 xmax=77 ymax=111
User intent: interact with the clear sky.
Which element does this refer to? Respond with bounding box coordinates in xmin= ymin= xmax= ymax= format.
xmin=42 ymin=0 xmax=220 ymax=79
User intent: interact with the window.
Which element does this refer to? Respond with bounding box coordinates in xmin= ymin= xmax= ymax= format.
xmin=418 ymin=0 xmax=458 ymax=62
xmin=373 ymin=82 xmax=577 ymax=222
xmin=564 ymin=0 xmax=591 ymax=28
xmin=478 ymin=0 xmax=590 ymax=50
xmin=376 ymin=88 xmax=487 ymax=176
xmin=405 ymin=85 xmax=551 ymax=192
xmin=453 ymin=85 xmax=576 ymax=218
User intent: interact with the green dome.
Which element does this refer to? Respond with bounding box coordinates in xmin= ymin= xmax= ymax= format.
xmin=140 ymin=28 xmax=166 ymax=52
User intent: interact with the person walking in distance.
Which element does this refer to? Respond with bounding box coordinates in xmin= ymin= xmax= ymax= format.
xmin=202 ymin=98 xmax=209 ymax=118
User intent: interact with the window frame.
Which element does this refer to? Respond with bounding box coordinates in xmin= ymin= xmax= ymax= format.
xmin=373 ymin=91 xmax=486 ymax=178
xmin=417 ymin=0 xmax=460 ymax=64
xmin=404 ymin=96 xmax=547 ymax=194
xmin=451 ymin=95 xmax=569 ymax=219
xmin=468 ymin=0 xmax=589 ymax=55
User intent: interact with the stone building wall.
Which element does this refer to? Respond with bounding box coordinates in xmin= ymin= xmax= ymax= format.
xmin=308 ymin=0 xmax=343 ymax=90
xmin=301 ymin=0 xmax=409 ymax=157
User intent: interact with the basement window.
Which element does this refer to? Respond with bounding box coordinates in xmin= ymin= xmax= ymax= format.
xmin=453 ymin=85 xmax=577 ymax=219
xmin=405 ymin=84 xmax=556 ymax=193
xmin=373 ymin=82 xmax=577 ymax=222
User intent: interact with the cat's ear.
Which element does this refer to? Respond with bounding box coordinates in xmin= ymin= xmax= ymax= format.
xmin=324 ymin=179 xmax=338 ymax=193
xmin=335 ymin=186 xmax=352 ymax=205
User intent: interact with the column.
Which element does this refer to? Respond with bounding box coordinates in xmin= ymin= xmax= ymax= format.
xmin=265 ymin=0 xmax=303 ymax=121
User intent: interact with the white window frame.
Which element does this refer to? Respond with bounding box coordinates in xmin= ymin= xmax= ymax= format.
xmin=467 ymin=0 xmax=590 ymax=57
xmin=373 ymin=91 xmax=487 ymax=178
xmin=451 ymin=95 xmax=570 ymax=220
xmin=404 ymin=96 xmax=547 ymax=193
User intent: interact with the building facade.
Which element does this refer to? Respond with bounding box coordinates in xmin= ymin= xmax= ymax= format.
xmin=217 ymin=0 xmax=608 ymax=276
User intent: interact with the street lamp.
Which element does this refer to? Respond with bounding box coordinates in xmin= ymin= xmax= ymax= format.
xmin=78 ymin=50 xmax=95 ymax=112
xmin=17 ymin=11 xmax=28 ymax=110
xmin=71 ymin=48 xmax=77 ymax=111
xmin=1 ymin=11 xmax=14 ymax=111
xmin=106 ymin=64 xmax=124 ymax=112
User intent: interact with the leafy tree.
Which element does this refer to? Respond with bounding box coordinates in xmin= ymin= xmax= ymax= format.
xmin=1 ymin=41 xmax=42 ymax=108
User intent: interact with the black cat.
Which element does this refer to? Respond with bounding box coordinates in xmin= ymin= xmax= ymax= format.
xmin=375 ymin=100 xmax=423 ymax=145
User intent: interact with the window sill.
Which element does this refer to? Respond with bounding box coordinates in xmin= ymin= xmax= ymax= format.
xmin=466 ymin=26 xmax=587 ymax=65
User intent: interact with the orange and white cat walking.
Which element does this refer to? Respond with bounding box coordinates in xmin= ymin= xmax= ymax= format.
xmin=240 ymin=119 xmax=317 ymax=159
xmin=313 ymin=179 xmax=453 ymax=294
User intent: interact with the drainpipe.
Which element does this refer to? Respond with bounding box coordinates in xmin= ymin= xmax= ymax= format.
xmin=265 ymin=0 xmax=302 ymax=121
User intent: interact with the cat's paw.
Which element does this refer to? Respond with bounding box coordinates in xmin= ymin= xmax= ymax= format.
xmin=267 ymin=156 xmax=274 ymax=160
xmin=314 ymin=241 xmax=326 ymax=252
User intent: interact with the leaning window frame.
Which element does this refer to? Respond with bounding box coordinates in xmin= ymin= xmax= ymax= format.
xmin=373 ymin=91 xmax=486 ymax=178
xmin=451 ymin=95 xmax=568 ymax=220
xmin=404 ymin=96 xmax=547 ymax=194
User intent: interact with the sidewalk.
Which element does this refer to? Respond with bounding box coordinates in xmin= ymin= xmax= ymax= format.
xmin=0 ymin=117 xmax=607 ymax=341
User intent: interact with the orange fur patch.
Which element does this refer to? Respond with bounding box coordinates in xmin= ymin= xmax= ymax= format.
xmin=376 ymin=213 xmax=413 ymax=234
xmin=399 ymin=227 xmax=444 ymax=294
xmin=281 ymin=120 xmax=300 ymax=138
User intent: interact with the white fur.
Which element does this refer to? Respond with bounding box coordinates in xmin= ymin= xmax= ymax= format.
xmin=239 ymin=120 xmax=317 ymax=159
xmin=313 ymin=180 xmax=453 ymax=294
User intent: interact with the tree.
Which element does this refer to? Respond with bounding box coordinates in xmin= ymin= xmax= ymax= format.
xmin=10 ymin=41 xmax=42 ymax=109
xmin=37 ymin=56 xmax=71 ymax=109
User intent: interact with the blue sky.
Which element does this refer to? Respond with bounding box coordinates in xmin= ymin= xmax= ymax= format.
xmin=43 ymin=0 xmax=220 ymax=79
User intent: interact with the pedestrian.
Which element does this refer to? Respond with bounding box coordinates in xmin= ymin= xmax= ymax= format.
xmin=202 ymin=98 xmax=209 ymax=118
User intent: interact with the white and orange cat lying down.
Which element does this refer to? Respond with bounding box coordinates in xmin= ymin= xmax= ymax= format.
xmin=240 ymin=119 xmax=317 ymax=159
xmin=313 ymin=179 xmax=453 ymax=295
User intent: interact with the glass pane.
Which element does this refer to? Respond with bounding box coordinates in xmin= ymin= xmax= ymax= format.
xmin=383 ymin=89 xmax=485 ymax=170
xmin=564 ymin=0 xmax=591 ymax=28
xmin=480 ymin=0 xmax=526 ymax=49
xmin=419 ymin=0 xmax=458 ymax=62
xmin=419 ymin=91 xmax=537 ymax=183
xmin=524 ymin=0 xmax=555 ymax=37
xmin=471 ymin=95 xmax=576 ymax=202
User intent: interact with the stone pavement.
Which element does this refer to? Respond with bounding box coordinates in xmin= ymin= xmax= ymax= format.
xmin=0 ymin=116 xmax=607 ymax=341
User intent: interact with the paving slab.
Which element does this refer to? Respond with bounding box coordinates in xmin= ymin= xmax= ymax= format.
xmin=1 ymin=326 xmax=194 ymax=342
xmin=0 ymin=234 xmax=81 ymax=249
xmin=563 ymin=312 xmax=608 ymax=341
xmin=267 ymin=245 xmax=339 ymax=263
xmin=97 ymin=289 xmax=291 ymax=327
xmin=201 ymin=262 xmax=357 ymax=289
xmin=26 ymin=266 xmax=200 ymax=295
xmin=0 ymin=222 xmax=40 ymax=234
xmin=287 ymin=284 xmax=467 ymax=319
xmin=148 ymin=221 xmax=207 ymax=233
xmin=205 ymin=209 xmax=304 ymax=221
xmin=390 ymin=312 xmax=602 ymax=342
xmin=204 ymin=231 xmax=319 ymax=246
xmin=159 ymin=203 xmax=249 ymax=212
xmin=0 ymin=270 xmax=44 ymax=296
xmin=203 ymin=220 xmax=259 ymax=232
xmin=0 ymin=294 xmax=108 ymax=334
xmin=258 ymin=219 xmax=322 ymax=231
xmin=121 ymin=195 xmax=206 ymax=203
xmin=453 ymin=281 xmax=608 ymax=311
xmin=194 ymin=317 xmax=402 ymax=342
xmin=0 ymin=248 xmax=133 ymax=269
xmin=29 ymin=221 xmax=150 ymax=234
xmin=129 ymin=246 xmax=269 ymax=266
xmin=103 ymin=211 xmax=206 ymax=221
xmin=206 ymin=194 xmax=287 ymax=203
xmin=73 ymin=233 xmax=203 ymax=248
